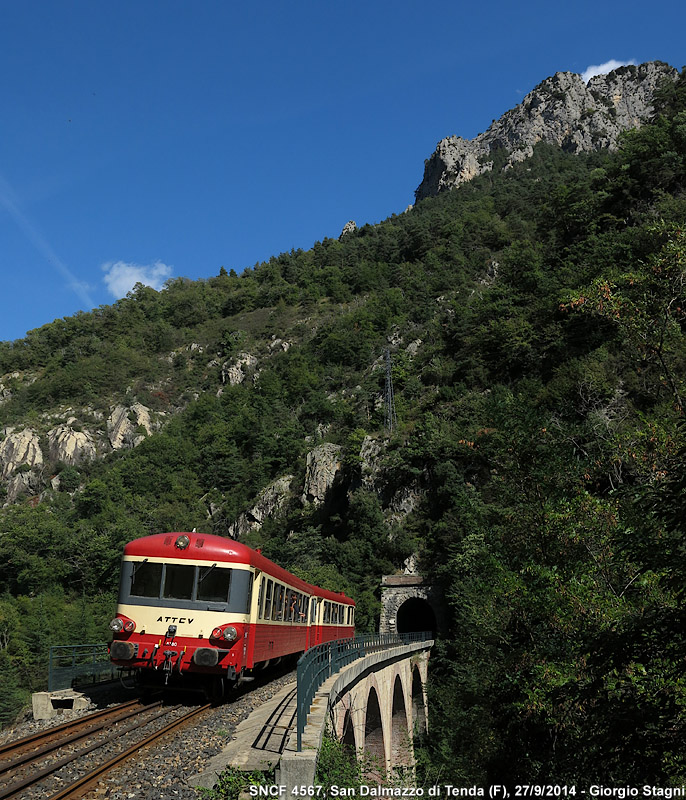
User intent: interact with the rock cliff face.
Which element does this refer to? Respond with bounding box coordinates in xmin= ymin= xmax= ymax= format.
xmin=301 ymin=443 xmax=343 ymax=506
xmin=107 ymin=403 xmax=153 ymax=450
xmin=229 ymin=475 xmax=294 ymax=538
xmin=0 ymin=429 xmax=43 ymax=480
xmin=221 ymin=353 xmax=258 ymax=387
xmin=415 ymin=61 xmax=677 ymax=200
xmin=47 ymin=422 xmax=97 ymax=465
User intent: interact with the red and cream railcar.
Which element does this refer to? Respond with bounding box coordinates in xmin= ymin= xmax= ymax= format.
xmin=109 ymin=532 xmax=355 ymax=691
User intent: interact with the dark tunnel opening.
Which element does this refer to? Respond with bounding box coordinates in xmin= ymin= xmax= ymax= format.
xmin=395 ymin=597 xmax=436 ymax=636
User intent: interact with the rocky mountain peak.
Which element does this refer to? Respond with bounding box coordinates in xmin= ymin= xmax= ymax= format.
xmin=415 ymin=61 xmax=678 ymax=200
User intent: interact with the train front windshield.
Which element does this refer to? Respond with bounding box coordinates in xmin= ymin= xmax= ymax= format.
xmin=119 ymin=560 xmax=252 ymax=613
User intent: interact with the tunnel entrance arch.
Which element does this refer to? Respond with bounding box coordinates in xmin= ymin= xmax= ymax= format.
xmin=380 ymin=575 xmax=444 ymax=635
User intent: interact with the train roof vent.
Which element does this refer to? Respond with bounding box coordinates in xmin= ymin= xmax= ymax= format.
xmin=164 ymin=536 xmax=172 ymax=545
xmin=195 ymin=539 xmax=205 ymax=548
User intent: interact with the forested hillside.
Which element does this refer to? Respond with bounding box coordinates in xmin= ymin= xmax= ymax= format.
xmin=1 ymin=69 xmax=686 ymax=783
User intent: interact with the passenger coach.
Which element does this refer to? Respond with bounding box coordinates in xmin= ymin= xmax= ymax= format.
xmin=109 ymin=532 xmax=355 ymax=695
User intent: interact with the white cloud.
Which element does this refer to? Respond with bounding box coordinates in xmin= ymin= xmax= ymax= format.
xmin=581 ymin=59 xmax=637 ymax=84
xmin=102 ymin=260 xmax=173 ymax=299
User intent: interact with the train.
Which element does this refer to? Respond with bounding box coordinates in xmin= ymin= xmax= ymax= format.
xmin=109 ymin=531 xmax=355 ymax=697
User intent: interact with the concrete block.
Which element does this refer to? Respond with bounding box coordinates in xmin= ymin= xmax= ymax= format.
xmin=72 ymin=696 xmax=90 ymax=711
xmin=32 ymin=692 xmax=56 ymax=720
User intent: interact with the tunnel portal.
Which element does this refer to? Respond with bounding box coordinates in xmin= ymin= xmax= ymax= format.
xmin=379 ymin=574 xmax=443 ymax=635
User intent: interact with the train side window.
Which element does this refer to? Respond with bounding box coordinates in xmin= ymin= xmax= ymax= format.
xmin=130 ymin=561 xmax=163 ymax=598
xmin=163 ymin=564 xmax=195 ymax=600
xmin=272 ymin=584 xmax=284 ymax=620
xmin=324 ymin=601 xmax=330 ymax=624
xmin=295 ymin=593 xmax=305 ymax=623
xmin=197 ymin=565 xmax=231 ymax=603
xmin=310 ymin=598 xmax=317 ymax=624
xmin=279 ymin=586 xmax=287 ymax=620
xmin=256 ymin=578 xmax=264 ymax=618
xmin=264 ymin=580 xmax=273 ymax=620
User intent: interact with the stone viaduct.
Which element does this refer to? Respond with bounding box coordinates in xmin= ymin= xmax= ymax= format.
xmin=279 ymin=637 xmax=433 ymax=789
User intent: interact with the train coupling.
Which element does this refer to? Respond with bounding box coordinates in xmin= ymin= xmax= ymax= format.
xmin=162 ymin=650 xmax=177 ymax=684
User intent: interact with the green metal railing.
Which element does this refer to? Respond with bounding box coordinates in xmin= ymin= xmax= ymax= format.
xmin=296 ymin=631 xmax=432 ymax=750
xmin=48 ymin=643 xmax=115 ymax=692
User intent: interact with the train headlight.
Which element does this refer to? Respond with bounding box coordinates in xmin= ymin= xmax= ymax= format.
xmin=123 ymin=620 xmax=136 ymax=633
xmin=109 ymin=617 xmax=124 ymax=632
xmin=222 ymin=626 xmax=238 ymax=642
xmin=210 ymin=625 xmax=240 ymax=643
xmin=175 ymin=535 xmax=190 ymax=549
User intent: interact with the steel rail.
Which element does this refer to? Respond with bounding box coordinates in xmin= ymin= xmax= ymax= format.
xmin=0 ymin=701 xmax=156 ymax=777
xmin=0 ymin=704 xmax=176 ymax=800
xmin=46 ymin=703 xmax=212 ymax=800
xmin=0 ymin=699 xmax=141 ymax=761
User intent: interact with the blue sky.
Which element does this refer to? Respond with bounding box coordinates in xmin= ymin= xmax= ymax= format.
xmin=1 ymin=0 xmax=684 ymax=344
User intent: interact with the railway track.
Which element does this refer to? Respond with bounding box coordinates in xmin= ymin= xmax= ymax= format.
xmin=0 ymin=698 xmax=211 ymax=800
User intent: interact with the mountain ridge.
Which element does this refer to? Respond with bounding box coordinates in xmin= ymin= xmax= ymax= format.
xmin=415 ymin=60 xmax=678 ymax=200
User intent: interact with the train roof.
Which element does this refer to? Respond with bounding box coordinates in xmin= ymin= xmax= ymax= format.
xmin=123 ymin=532 xmax=355 ymax=605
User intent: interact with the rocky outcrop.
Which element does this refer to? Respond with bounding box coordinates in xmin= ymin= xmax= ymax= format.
xmin=416 ymin=61 xmax=677 ymax=200
xmin=221 ymin=353 xmax=257 ymax=386
xmin=5 ymin=470 xmax=43 ymax=504
xmin=229 ymin=475 xmax=294 ymax=538
xmin=268 ymin=337 xmax=291 ymax=353
xmin=46 ymin=422 xmax=97 ymax=465
xmin=301 ymin=443 xmax=343 ymax=506
xmin=0 ymin=429 xmax=43 ymax=480
xmin=386 ymin=484 xmax=422 ymax=526
xmin=107 ymin=403 xmax=152 ymax=450
xmin=0 ymin=372 xmax=19 ymax=405
xmin=339 ymin=220 xmax=357 ymax=239
xmin=360 ymin=435 xmax=384 ymax=492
